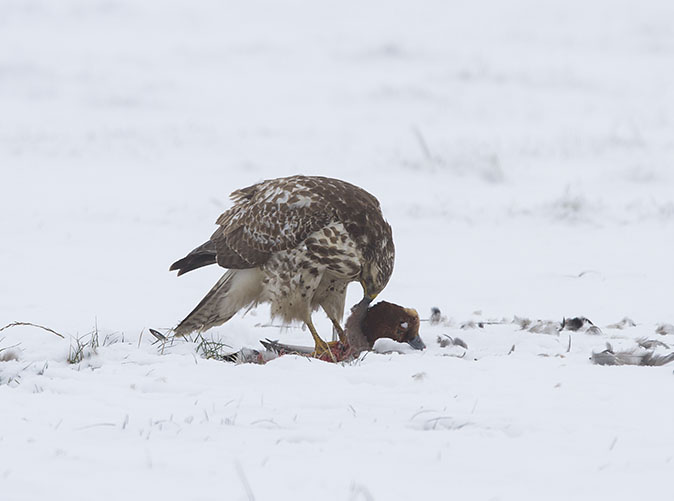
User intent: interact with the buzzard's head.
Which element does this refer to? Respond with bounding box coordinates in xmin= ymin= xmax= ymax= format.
xmin=361 ymin=301 xmax=425 ymax=350
xmin=360 ymin=235 xmax=395 ymax=300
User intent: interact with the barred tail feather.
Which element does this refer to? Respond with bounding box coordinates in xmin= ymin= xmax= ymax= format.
xmin=173 ymin=268 xmax=263 ymax=337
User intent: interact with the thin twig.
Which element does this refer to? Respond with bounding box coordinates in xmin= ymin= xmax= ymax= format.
xmin=0 ymin=322 xmax=65 ymax=338
xmin=412 ymin=126 xmax=433 ymax=160
xmin=235 ymin=461 xmax=256 ymax=501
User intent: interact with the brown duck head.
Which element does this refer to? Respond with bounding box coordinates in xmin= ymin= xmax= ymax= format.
xmin=345 ymin=298 xmax=425 ymax=352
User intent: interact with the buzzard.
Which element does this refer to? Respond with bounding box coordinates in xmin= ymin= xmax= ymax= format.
xmin=170 ymin=175 xmax=395 ymax=359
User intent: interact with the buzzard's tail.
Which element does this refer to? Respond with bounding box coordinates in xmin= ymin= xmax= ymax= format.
xmin=173 ymin=268 xmax=263 ymax=337
xmin=170 ymin=240 xmax=217 ymax=276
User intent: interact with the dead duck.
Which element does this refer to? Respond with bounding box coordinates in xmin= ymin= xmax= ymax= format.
xmin=346 ymin=298 xmax=424 ymax=352
xmin=256 ymin=298 xmax=425 ymax=362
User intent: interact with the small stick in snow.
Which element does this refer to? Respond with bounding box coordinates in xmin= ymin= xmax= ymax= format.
xmin=235 ymin=461 xmax=256 ymax=501
xmin=412 ymin=126 xmax=433 ymax=161
xmin=0 ymin=321 xmax=65 ymax=339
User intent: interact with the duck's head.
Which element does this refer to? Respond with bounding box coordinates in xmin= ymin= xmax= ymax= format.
xmin=359 ymin=301 xmax=425 ymax=350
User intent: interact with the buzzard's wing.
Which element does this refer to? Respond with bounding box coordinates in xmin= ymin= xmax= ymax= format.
xmin=172 ymin=178 xmax=338 ymax=274
xmin=171 ymin=175 xmax=381 ymax=274
xmin=212 ymin=200 xmax=334 ymax=269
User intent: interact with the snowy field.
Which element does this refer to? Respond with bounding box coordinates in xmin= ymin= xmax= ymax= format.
xmin=2 ymin=0 xmax=674 ymax=499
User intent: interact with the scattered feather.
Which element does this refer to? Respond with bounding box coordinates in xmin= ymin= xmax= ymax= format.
xmin=562 ymin=317 xmax=594 ymax=331
xmin=606 ymin=317 xmax=636 ymax=329
xmin=436 ymin=335 xmax=468 ymax=349
xmin=636 ymin=338 xmax=670 ymax=350
xmin=453 ymin=337 xmax=468 ymax=349
xmin=217 ymin=346 xmax=281 ymax=364
xmin=429 ymin=307 xmax=443 ymax=325
xmin=529 ymin=320 xmax=561 ymax=335
xmin=0 ymin=348 xmax=20 ymax=362
xmin=585 ymin=326 xmax=603 ymax=336
xmin=513 ymin=316 xmax=532 ymax=330
xmin=655 ymin=323 xmax=674 ymax=336
xmin=591 ymin=345 xmax=674 ymax=366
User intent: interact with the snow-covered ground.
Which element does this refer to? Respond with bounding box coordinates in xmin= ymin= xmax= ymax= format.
xmin=2 ymin=1 xmax=674 ymax=499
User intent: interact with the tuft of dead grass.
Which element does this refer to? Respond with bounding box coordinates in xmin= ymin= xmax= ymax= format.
xmin=67 ymin=322 xmax=124 ymax=364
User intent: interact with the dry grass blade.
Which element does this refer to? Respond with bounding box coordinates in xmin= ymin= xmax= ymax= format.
xmin=68 ymin=336 xmax=89 ymax=364
xmin=0 ymin=322 xmax=65 ymax=339
xmin=235 ymin=461 xmax=256 ymax=501
xmin=196 ymin=337 xmax=233 ymax=361
xmin=412 ymin=126 xmax=433 ymax=161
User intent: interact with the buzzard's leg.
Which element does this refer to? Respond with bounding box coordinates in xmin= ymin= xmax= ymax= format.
xmin=306 ymin=318 xmax=337 ymax=362
xmin=328 ymin=317 xmax=347 ymax=345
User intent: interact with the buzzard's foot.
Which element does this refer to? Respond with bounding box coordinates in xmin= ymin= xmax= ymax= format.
xmin=306 ymin=319 xmax=337 ymax=362
xmin=312 ymin=337 xmax=337 ymax=362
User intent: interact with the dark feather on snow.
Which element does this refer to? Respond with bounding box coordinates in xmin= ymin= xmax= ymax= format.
xmin=430 ymin=307 xmax=443 ymax=325
xmin=561 ymin=317 xmax=593 ymax=331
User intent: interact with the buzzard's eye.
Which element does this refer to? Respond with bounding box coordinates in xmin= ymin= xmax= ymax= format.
xmin=400 ymin=321 xmax=408 ymax=329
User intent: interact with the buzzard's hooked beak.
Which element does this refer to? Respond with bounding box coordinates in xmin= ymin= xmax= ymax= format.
xmin=358 ymin=295 xmax=374 ymax=307
xmin=407 ymin=334 xmax=426 ymax=350
xmin=360 ymin=279 xmax=378 ymax=301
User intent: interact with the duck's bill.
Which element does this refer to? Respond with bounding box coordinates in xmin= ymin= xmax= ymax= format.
xmin=407 ymin=335 xmax=426 ymax=350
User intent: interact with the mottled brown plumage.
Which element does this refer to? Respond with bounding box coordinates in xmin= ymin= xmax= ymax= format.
xmin=170 ymin=175 xmax=395 ymax=358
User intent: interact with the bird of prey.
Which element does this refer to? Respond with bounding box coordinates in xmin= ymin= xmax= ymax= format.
xmin=169 ymin=175 xmax=395 ymax=359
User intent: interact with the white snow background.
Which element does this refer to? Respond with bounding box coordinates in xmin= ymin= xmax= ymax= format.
xmin=1 ymin=1 xmax=674 ymax=499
